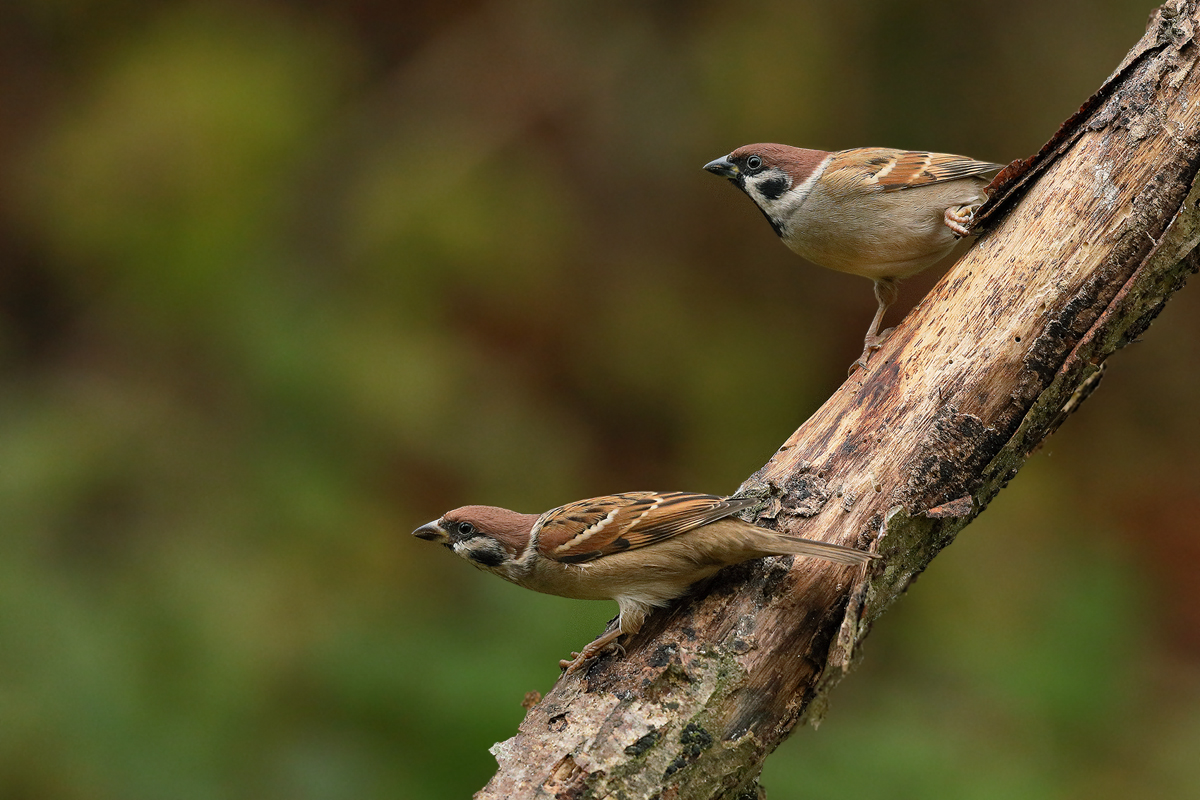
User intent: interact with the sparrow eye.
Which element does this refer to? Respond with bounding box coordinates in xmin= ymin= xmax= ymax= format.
xmin=746 ymin=155 xmax=763 ymax=171
xmin=456 ymin=521 xmax=476 ymax=536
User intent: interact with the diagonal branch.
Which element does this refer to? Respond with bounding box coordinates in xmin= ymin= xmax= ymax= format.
xmin=478 ymin=3 xmax=1200 ymax=797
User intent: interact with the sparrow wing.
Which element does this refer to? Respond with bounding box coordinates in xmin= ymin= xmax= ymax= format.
xmin=872 ymin=150 xmax=1004 ymax=191
xmin=536 ymin=492 xmax=757 ymax=564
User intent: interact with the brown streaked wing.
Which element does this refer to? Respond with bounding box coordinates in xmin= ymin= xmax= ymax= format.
xmin=536 ymin=492 xmax=757 ymax=565
xmin=877 ymin=151 xmax=1003 ymax=191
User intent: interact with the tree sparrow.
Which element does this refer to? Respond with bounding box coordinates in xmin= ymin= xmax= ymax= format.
xmin=412 ymin=491 xmax=877 ymax=673
xmin=704 ymin=144 xmax=1003 ymax=371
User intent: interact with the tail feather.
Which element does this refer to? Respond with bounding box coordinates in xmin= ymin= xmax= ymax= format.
xmin=751 ymin=529 xmax=877 ymax=566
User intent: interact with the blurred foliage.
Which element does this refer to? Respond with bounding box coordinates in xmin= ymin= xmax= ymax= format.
xmin=0 ymin=1 xmax=1197 ymax=798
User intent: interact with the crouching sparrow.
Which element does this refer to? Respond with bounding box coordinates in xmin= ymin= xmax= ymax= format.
xmin=412 ymin=491 xmax=877 ymax=673
xmin=704 ymin=144 xmax=1003 ymax=372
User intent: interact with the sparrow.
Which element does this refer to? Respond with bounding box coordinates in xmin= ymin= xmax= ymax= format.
xmin=704 ymin=144 xmax=1003 ymax=372
xmin=412 ymin=491 xmax=877 ymax=673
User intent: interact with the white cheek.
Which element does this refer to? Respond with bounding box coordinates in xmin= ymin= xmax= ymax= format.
xmin=747 ymin=155 xmax=831 ymax=220
xmin=747 ymin=178 xmax=801 ymax=214
xmin=753 ymin=193 xmax=790 ymax=217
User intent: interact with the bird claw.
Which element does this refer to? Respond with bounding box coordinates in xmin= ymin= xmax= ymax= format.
xmin=848 ymin=329 xmax=893 ymax=375
xmin=944 ymin=204 xmax=979 ymax=238
xmin=559 ymin=639 xmax=626 ymax=674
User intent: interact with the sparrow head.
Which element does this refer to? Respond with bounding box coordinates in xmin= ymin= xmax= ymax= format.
xmin=704 ymin=143 xmax=831 ymax=236
xmin=412 ymin=505 xmax=539 ymax=572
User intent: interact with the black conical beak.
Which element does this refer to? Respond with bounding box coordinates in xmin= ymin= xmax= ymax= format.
xmin=703 ymin=155 xmax=738 ymax=179
xmin=412 ymin=520 xmax=448 ymax=542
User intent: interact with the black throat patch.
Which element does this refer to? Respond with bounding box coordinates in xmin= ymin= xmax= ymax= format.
xmin=753 ymin=203 xmax=784 ymax=238
xmin=734 ymin=180 xmax=784 ymax=238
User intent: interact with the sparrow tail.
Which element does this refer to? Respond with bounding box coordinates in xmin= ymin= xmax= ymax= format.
xmin=752 ymin=530 xmax=877 ymax=566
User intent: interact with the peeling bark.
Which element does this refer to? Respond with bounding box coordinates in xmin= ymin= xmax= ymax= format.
xmin=478 ymin=3 xmax=1200 ymax=798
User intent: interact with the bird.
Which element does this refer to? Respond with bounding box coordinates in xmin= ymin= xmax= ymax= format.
xmin=704 ymin=144 xmax=1003 ymax=372
xmin=411 ymin=491 xmax=878 ymax=673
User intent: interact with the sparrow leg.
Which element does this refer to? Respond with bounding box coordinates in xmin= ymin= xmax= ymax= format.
xmin=559 ymin=627 xmax=623 ymax=673
xmin=850 ymin=278 xmax=900 ymax=374
xmin=943 ymin=204 xmax=980 ymax=238
xmin=560 ymin=605 xmax=647 ymax=673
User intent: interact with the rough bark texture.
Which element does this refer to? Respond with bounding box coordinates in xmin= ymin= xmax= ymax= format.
xmin=478 ymin=3 xmax=1200 ymax=798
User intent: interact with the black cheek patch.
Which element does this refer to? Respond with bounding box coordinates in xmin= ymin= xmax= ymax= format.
xmin=758 ymin=177 xmax=787 ymax=200
xmin=467 ymin=546 xmax=507 ymax=568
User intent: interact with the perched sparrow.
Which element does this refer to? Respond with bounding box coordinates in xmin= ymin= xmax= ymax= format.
xmin=705 ymin=144 xmax=1003 ymax=371
xmin=412 ymin=491 xmax=877 ymax=673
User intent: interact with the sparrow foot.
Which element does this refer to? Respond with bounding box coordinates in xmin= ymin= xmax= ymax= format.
xmin=848 ymin=329 xmax=894 ymax=375
xmin=560 ymin=630 xmax=625 ymax=673
xmin=944 ymin=204 xmax=979 ymax=238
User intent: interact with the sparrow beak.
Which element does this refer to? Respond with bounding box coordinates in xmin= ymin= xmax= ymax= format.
xmin=703 ymin=155 xmax=738 ymax=179
xmin=412 ymin=519 xmax=449 ymax=543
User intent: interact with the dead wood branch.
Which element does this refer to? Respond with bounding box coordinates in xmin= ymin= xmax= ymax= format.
xmin=478 ymin=3 xmax=1200 ymax=797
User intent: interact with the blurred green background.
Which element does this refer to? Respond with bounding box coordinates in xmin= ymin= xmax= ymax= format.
xmin=1 ymin=1 xmax=1197 ymax=798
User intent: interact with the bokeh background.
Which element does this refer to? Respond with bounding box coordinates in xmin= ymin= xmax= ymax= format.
xmin=1 ymin=1 xmax=1197 ymax=798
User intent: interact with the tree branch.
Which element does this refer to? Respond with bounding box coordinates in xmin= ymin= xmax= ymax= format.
xmin=478 ymin=2 xmax=1200 ymax=797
